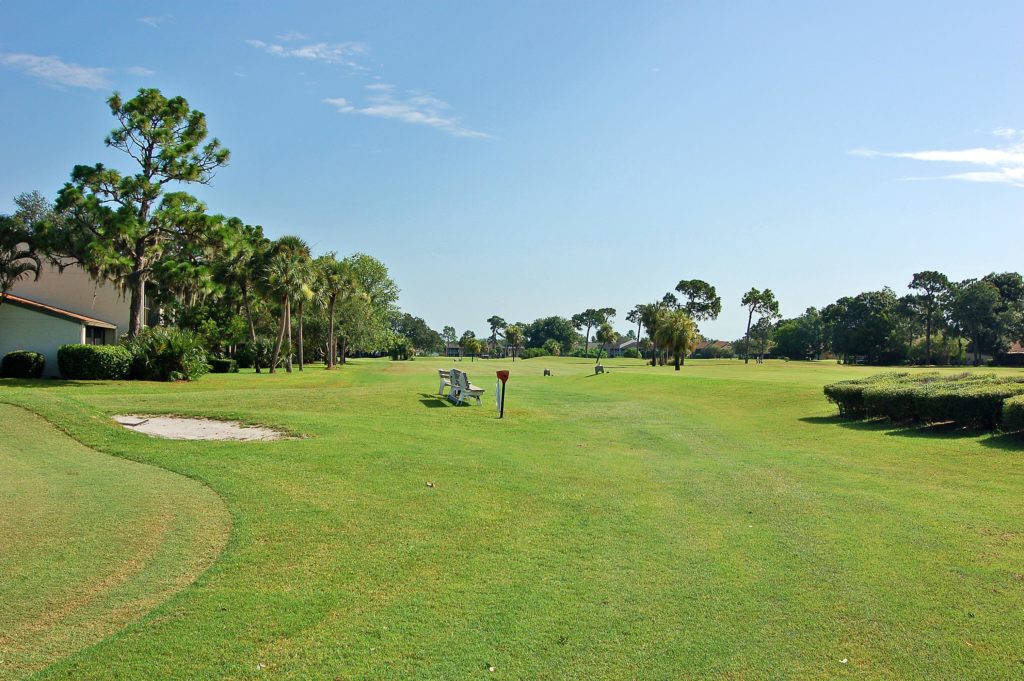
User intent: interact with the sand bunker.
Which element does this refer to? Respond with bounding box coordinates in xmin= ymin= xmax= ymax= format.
xmin=113 ymin=415 xmax=285 ymax=441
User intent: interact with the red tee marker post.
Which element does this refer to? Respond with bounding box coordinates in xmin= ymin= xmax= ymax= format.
xmin=496 ymin=370 xmax=510 ymax=418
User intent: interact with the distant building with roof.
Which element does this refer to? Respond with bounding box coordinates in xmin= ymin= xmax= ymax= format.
xmin=1 ymin=264 xmax=137 ymax=377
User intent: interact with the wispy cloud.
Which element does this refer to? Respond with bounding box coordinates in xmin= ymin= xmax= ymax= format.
xmin=125 ymin=66 xmax=156 ymax=77
xmin=324 ymin=84 xmax=490 ymax=139
xmin=852 ymin=129 xmax=1024 ymax=187
xmin=0 ymin=52 xmax=109 ymax=89
xmin=139 ymin=15 xmax=172 ymax=28
xmin=276 ymin=30 xmax=309 ymax=42
xmin=247 ymin=38 xmax=367 ymax=69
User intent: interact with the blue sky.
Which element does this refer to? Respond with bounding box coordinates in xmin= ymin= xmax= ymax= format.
xmin=2 ymin=1 xmax=1022 ymax=340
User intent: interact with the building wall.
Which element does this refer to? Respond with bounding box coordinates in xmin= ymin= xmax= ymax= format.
xmin=11 ymin=263 xmax=129 ymax=339
xmin=0 ymin=303 xmax=84 ymax=377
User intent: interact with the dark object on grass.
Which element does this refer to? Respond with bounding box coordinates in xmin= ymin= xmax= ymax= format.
xmin=595 ymin=365 xmax=604 ymax=375
xmin=1 ymin=350 xmax=45 ymax=378
xmin=544 ymin=369 xmax=552 ymax=376
xmin=209 ymin=358 xmax=239 ymax=373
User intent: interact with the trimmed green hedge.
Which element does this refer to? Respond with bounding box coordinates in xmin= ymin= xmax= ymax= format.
xmin=1002 ymin=395 xmax=1024 ymax=433
xmin=209 ymin=358 xmax=238 ymax=373
xmin=58 ymin=344 xmax=132 ymax=380
xmin=825 ymin=372 xmax=1024 ymax=429
xmin=1 ymin=351 xmax=45 ymax=378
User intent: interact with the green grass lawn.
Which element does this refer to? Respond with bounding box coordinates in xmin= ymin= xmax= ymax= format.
xmin=2 ymin=358 xmax=1023 ymax=679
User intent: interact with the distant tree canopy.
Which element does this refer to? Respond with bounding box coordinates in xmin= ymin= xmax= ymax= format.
xmin=524 ymin=316 xmax=580 ymax=354
xmin=571 ymin=308 xmax=616 ymax=355
xmin=0 ymin=192 xmax=54 ymax=304
xmin=772 ymin=307 xmax=827 ymax=360
xmin=741 ymin=288 xmax=780 ymax=364
xmin=675 ymin=279 xmax=721 ymax=321
xmin=393 ymin=313 xmax=443 ymax=354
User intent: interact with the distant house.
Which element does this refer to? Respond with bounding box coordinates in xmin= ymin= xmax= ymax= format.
xmin=999 ymin=341 xmax=1024 ymax=367
xmin=444 ymin=342 xmax=461 ymax=358
xmin=1 ymin=264 xmax=138 ymax=377
xmin=608 ymin=339 xmax=638 ymax=358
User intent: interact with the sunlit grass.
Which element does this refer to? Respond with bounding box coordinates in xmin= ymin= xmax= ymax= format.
xmin=2 ymin=358 xmax=1023 ymax=679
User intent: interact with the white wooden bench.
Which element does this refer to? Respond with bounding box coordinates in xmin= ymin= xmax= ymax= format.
xmin=448 ymin=369 xmax=485 ymax=405
xmin=437 ymin=369 xmax=452 ymax=396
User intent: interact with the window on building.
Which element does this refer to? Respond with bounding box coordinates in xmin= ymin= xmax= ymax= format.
xmin=85 ymin=326 xmax=108 ymax=345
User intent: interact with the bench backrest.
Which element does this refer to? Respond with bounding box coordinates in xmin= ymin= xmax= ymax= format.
xmin=438 ymin=369 xmax=450 ymax=378
xmin=450 ymin=369 xmax=462 ymax=385
xmin=457 ymin=371 xmax=471 ymax=390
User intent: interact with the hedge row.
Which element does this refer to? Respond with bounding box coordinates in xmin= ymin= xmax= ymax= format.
xmin=1 ymin=351 xmax=45 ymax=378
xmin=57 ymin=345 xmax=133 ymax=380
xmin=1004 ymin=396 xmax=1024 ymax=433
xmin=825 ymin=373 xmax=1024 ymax=430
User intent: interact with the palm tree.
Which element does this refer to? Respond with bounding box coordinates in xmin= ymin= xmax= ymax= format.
xmin=594 ymin=322 xmax=616 ymax=364
xmin=654 ymin=309 xmax=699 ymax=371
xmin=505 ymin=325 xmax=524 ymax=361
xmin=0 ymin=217 xmax=42 ymax=305
xmin=212 ymin=219 xmax=269 ymax=371
xmin=638 ymin=302 xmax=666 ymax=366
xmin=265 ymin=236 xmax=311 ymax=373
xmin=317 ymin=253 xmax=358 ymax=369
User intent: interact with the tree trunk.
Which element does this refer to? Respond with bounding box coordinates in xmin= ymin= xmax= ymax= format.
xmin=744 ymin=308 xmax=754 ymax=364
xmin=584 ymin=325 xmax=592 ymax=355
xmin=270 ymin=294 xmax=288 ymax=373
xmin=674 ymin=355 xmax=680 ymax=370
xmin=326 ymin=296 xmax=337 ymax=369
xmin=925 ymin=312 xmax=933 ymax=365
xmin=339 ymin=336 xmax=347 ymax=365
xmin=285 ymin=301 xmax=293 ymax=372
xmin=297 ymin=300 xmax=304 ymax=371
xmin=241 ymin=285 xmax=260 ymax=373
xmin=973 ymin=332 xmax=981 ymax=366
xmin=127 ymin=249 xmax=147 ymax=337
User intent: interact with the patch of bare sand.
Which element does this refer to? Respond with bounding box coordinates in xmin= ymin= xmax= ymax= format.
xmin=113 ymin=415 xmax=284 ymax=441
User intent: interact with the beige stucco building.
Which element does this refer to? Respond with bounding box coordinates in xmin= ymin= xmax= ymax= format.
xmin=0 ymin=264 xmax=131 ymax=378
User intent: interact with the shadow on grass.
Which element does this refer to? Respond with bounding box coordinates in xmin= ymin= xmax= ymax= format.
xmin=417 ymin=393 xmax=453 ymax=408
xmin=0 ymin=378 xmax=110 ymax=389
xmin=800 ymin=415 xmax=1024 ymax=450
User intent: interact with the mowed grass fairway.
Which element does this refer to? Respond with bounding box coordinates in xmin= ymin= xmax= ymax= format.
xmin=2 ymin=359 xmax=1023 ymax=679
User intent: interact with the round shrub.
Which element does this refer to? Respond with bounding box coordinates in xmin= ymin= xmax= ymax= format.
xmin=58 ymin=344 xmax=132 ymax=380
xmin=1 ymin=350 xmax=45 ymax=378
xmin=123 ymin=327 xmax=209 ymax=381
xmin=209 ymin=358 xmax=239 ymax=373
